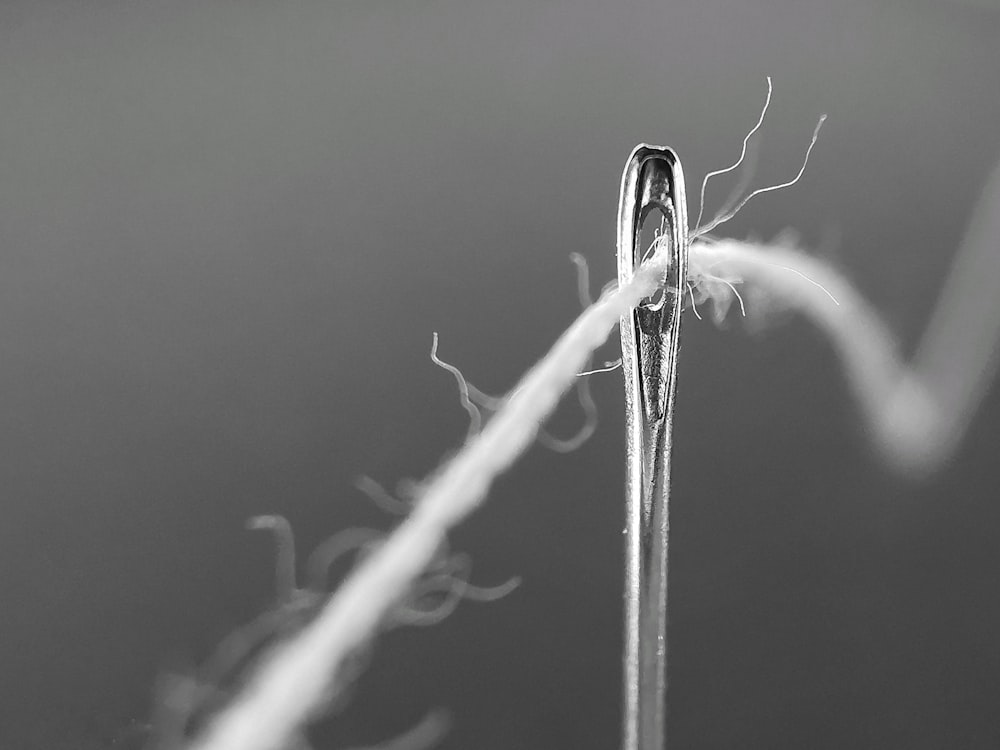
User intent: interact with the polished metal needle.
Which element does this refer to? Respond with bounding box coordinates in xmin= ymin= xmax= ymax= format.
xmin=617 ymin=144 xmax=688 ymax=750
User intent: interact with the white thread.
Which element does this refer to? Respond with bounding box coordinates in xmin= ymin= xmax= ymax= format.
xmin=187 ymin=256 xmax=669 ymax=750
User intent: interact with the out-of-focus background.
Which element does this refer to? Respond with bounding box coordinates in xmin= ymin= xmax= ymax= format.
xmin=2 ymin=2 xmax=999 ymax=748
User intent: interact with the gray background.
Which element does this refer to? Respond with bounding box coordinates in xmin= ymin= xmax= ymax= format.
xmin=2 ymin=1 xmax=1000 ymax=748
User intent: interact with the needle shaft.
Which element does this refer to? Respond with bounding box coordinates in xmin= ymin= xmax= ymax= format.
xmin=617 ymin=145 xmax=688 ymax=750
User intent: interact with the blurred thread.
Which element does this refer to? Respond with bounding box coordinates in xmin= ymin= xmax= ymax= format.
xmin=688 ymin=153 xmax=1000 ymax=474
xmin=162 ymin=518 xmax=502 ymax=748
xmin=246 ymin=516 xmax=298 ymax=605
xmin=909 ymin=157 xmax=1000 ymax=467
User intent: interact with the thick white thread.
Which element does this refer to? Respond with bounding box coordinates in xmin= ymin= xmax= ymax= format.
xmin=186 ymin=255 xmax=670 ymax=750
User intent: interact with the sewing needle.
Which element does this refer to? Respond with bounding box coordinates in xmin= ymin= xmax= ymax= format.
xmin=617 ymin=144 xmax=688 ymax=750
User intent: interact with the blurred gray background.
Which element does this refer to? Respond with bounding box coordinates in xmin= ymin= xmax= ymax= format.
xmin=2 ymin=1 xmax=1000 ymax=748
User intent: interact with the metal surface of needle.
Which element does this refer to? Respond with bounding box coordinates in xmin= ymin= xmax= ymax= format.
xmin=617 ymin=144 xmax=688 ymax=750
